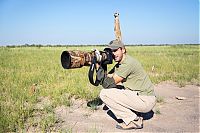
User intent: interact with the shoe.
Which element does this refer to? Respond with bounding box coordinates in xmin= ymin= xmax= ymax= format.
xmin=116 ymin=117 xmax=143 ymax=130
xmin=103 ymin=105 xmax=109 ymax=110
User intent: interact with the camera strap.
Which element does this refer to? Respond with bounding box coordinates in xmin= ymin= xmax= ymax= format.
xmin=88 ymin=56 xmax=103 ymax=86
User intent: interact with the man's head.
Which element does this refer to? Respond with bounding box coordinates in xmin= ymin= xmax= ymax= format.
xmin=107 ymin=40 xmax=126 ymax=62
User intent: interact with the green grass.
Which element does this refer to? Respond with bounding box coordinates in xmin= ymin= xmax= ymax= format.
xmin=126 ymin=45 xmax=199 ymax=85
xmin=0 ymin=45 xmax=199 ymax=132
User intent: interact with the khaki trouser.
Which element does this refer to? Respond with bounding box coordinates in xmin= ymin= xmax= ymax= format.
xmin=100 ymin=88 xmax=156 ymax=125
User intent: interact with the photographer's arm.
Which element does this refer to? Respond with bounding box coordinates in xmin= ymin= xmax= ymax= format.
xmin=108 ymin=73 xmax=123 ymax=84
xmin=96 ymin=65 xmax=124 ymax=89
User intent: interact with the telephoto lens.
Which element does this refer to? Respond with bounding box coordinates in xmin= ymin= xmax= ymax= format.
xmin=61 ymin=50 xmax=93 ymax=69
xmin=61 ymin=48 xmax=113 ymax=69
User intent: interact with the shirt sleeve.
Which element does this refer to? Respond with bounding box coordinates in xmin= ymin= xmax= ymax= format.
xmin=115 ymin=62 xmax=133 ymax=78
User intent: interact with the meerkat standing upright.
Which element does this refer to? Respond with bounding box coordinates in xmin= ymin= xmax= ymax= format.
xmin=114 ymin=12 xmax=122 ymax=41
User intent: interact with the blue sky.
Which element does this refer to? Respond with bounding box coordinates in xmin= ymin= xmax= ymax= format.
xmin=0 ymin=0 xmax=199 ymax=45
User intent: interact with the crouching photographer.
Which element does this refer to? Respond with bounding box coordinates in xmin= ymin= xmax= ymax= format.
xmin=95 ymin=40 xmax=156 ymax=130
xmin=61 ymin=40 xmax=156 ymax=130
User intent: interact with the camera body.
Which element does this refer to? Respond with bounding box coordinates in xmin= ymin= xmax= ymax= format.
xmin=61 ymin=48 xmax=113 ymax=69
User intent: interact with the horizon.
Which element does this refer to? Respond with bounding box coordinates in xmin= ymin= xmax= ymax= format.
xmin=0 ymin=0 xmax=199 ymax=46
xmin=2 ymin=43 xmax=199 ymax=47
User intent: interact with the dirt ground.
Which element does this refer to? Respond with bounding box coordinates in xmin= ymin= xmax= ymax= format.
xmin=51 ymin=81 xmax=200 ymax=133
xmin=52 ymin=81 xmax=200 ymax=133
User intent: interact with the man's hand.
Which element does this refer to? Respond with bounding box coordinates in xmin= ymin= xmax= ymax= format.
xmin=94 ymin=49 xmax=102 ymax=63
xmin=88 ymin=49 xmax=102 ymax=66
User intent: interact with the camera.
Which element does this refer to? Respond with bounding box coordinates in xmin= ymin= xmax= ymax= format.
xmin=61 ymin=48 xmax=113 ymax=69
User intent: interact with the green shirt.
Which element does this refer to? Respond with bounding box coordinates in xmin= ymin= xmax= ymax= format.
xmin=113 ymin=54 xmax=154 ymax=96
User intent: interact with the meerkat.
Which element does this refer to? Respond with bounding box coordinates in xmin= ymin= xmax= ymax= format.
xmin=30 ymin=83 xmax=37 ymax=95
xmin=151 ymin=65 xmax=155 ymax=73
xmin=114 ymin=12 xmax=122 ymax=41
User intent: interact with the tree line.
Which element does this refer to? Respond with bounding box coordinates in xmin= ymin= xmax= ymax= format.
xmin=4 ymin=43 xmax=199 ymax=48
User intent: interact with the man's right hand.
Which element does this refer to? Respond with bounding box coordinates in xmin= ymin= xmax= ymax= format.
xmin=94 ymin=49 xmax=102 ymax=63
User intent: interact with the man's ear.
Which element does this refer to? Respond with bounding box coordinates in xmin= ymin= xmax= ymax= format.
xmin=122 ymin=48 xmax=126 ymax=54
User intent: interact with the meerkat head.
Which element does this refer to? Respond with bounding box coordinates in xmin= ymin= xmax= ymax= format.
xmin=114 ymin=12 xmax=119 ymax=18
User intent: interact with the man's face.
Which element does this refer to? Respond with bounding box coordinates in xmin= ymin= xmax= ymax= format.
xmin=112 ymin=47 xmax=125 ymax=62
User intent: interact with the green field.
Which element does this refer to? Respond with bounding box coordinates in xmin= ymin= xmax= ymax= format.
xmin=0 ymin=45 xmax=199 ymax=132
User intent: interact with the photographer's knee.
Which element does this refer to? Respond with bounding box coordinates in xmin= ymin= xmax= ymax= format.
xmin=99 ymin=89 xmax=107 ymax=100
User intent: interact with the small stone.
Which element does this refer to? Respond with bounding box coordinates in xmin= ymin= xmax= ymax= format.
xmin=175 ymin=96 xmax=186 ymax=100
